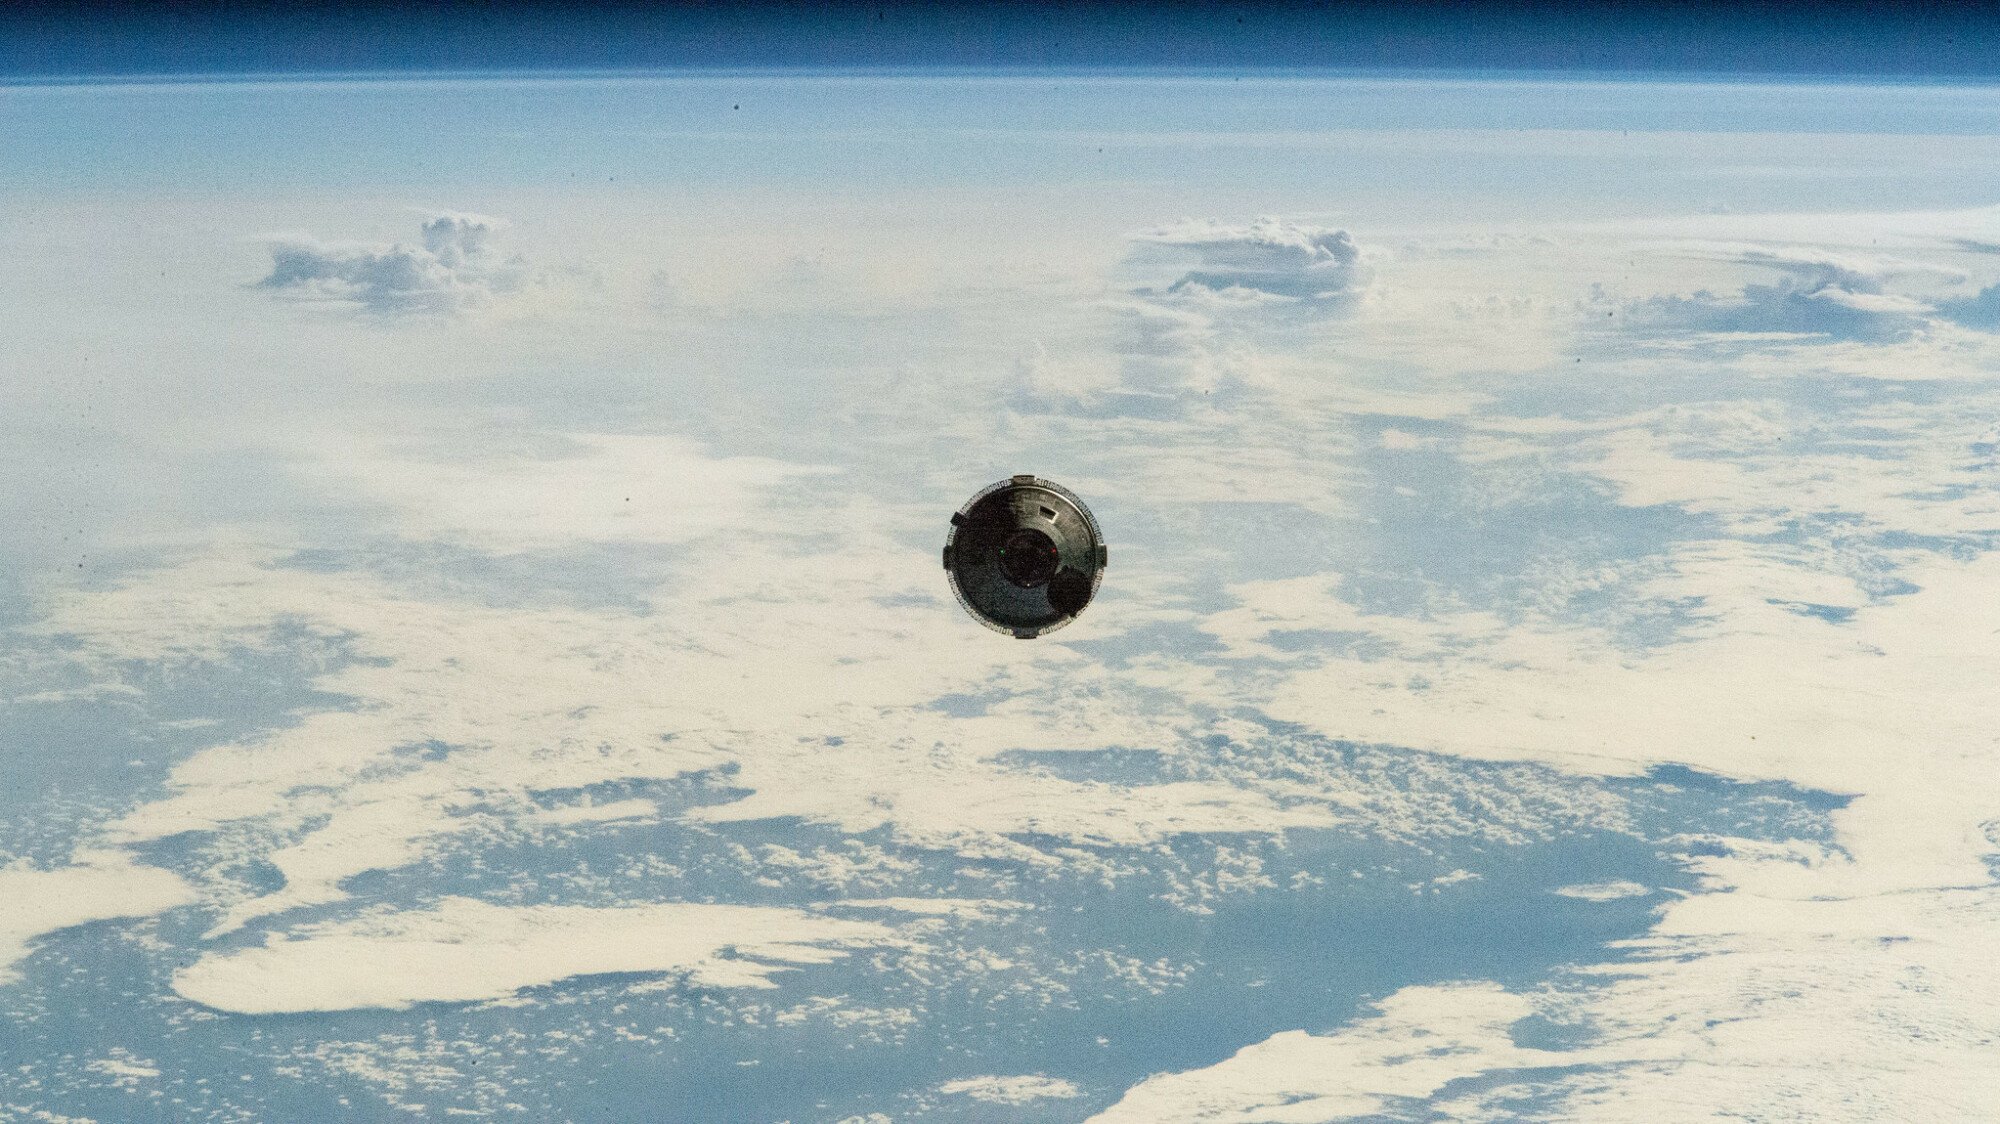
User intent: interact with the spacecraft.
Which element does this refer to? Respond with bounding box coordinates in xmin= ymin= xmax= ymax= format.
xmin=944 ymin=475 xmax=1106 ymax=638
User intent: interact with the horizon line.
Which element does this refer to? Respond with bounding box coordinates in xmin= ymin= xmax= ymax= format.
xmin=11 ymin=64 xmax=2000 ymax=91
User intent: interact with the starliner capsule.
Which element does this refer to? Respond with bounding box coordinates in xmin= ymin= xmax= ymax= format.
xmin=943 ymin=475 xmax=1106 ymax=638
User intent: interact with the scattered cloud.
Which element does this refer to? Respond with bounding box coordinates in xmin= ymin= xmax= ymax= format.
xmin=939 ymin=1074 xmax=1083 ymax=1105
xmin=257 ymin=212 xmax=529 ymax=315
xmin=20 ymin=182 xmax=2000 ymax=1120
xmin=84 ymin=1052 xmax=161 ymax=1089
xmin=172 ymin=897 xmax=897 ymax=1014
xmin=26 ymin=484 xmax=1334 ymax=938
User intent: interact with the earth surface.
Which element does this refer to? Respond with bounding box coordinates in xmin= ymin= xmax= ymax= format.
xmin=5 ymin=72 xmax=2000 ymax=1121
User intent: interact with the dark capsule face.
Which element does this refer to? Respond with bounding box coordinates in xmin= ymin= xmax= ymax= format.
xmin=998 ymin=528 xmax=1060 ymax=588
xmin=944 ymin=475 xmax=1106 ymax=638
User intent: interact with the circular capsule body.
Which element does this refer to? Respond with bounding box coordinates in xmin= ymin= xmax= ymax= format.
xmin=944 ymin=475 xmax=1106 ymax=638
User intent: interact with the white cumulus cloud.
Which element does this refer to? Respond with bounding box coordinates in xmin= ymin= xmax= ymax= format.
xmin=257 ymin=212 xmax=528 ymax=315
xmin=1136 ymin=217 xmax=1370 ymax=306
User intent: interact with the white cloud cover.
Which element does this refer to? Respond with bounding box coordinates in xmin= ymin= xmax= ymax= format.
xmin=1188 ymin=429 xmax=2000 ymax=1115
xmin=1110 ymin=885 xmax=2000 ymax=1120
xmin=21 ymin=417 xmax=1334 ymax=939
xmin=1235 ymin=547 xmax=2000 ymax=893
xmin=1079 ymin=208 xmax=2000 ymax=1116
xmin=818 ymin=897 xmax=1032 ymax=921
xmin=15 ymin=171 xmax=2000 ymax=1120
xmin=321 ymin=431 xmax=836 ymax=552
xmin=172 ymin=897 xmax=896 ymax=1013
xmin=257 ymin=212 xmax=528 ymax=314
xmin=1090 ymin=982 xmax=1573 ymax=1122
xmin=0 ymin=857 xmax=196 ymax=984
xmin=1567 ymin=225 xmax=2000 ymax=352
xmin=32 ymin=544 xmax=1330 ymax=938
xmin=938 ymin=1074 xmax=1083 ymax=1105
xmin=1613 ymin=246 xmax=1940 ymax=341
xmin=1011 ymin=216 xmax=1397 ymax=424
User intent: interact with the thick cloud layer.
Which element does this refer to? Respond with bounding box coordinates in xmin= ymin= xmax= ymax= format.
xmin=258 ymin=212 xmax=527 ymax=314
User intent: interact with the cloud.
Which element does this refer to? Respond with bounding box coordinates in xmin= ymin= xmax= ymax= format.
xmin=171 ymin=897 xmax=896 ymax=1013
xmin=938 ymin=1075 xmax=1083 ymax=1105
xmin=691 ymin=737 xmax=1336 ymax=854
xmin=1938 ymin=281 xmax=2000 ymax=328
xmin=1612 ymin=246 xmax=1943 ymax=342
xmin=1161 ymin=340 xmax=2000 ymax=1115
xmin=257 ymin=212 xmax=528 ymax=314
xmin=27 ymin=183 xmax=2000 ymax=1115
xmin=28 ymin=502 xmax=1332 ymax=936
xmin=1212 ymin=538 xmax=2000 ymax=1116
xmin=1136 ymin=217 xmax=1370 ymax=306
xmin=321 ymin=431 xmax=837 ymax=553
xmin=1544 ymin=884 xmax=2000 ymax=1120
xmin=1377 ymin=427 xmax=1438 ymax=450
xmin=1088 ymin=982 xmax=1574 ymax=1122
xmin=0 ymin=857 xmax=196 ymax=984
xmin=819 ymin=897 xmax=1033 ymax=922
xmin=520 ymin=797 xmax=659 ymax=828
xmin=1013 ymin=216 xmax=1377 ymax=419
xmin=1552 ymin=880 xmax=1651 ymax=902
xmin=85 ymin=1052 xmax=161 ymax=1088
xmin=1002 ymin=342 xmax=1133 ymax=415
